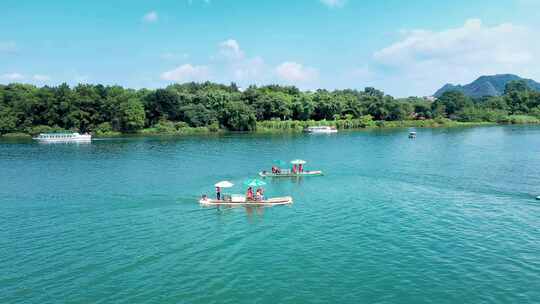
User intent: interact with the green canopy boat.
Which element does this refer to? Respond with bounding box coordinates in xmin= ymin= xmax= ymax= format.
xmin=259 ymin=159 xmax=323 ymax=177
xmin=259 ymin=171 xmax=323 ymax=177
xmin=199 ymin=179 xmax=293 ymax=207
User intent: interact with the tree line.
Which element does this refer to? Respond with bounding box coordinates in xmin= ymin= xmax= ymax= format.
xmin=1 ymin=80 xmax=540 ymax=135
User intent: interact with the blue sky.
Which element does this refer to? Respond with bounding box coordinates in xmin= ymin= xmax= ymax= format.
xmin=1 ymin=0 xmax=539 ymax=96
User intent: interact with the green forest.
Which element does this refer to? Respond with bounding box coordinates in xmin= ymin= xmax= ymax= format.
xmin=1 ymin=80 xmax=540 ymax=137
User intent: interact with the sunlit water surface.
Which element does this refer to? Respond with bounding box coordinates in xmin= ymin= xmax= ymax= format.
xmin=1 ymin=125 xmax=540 ymax=303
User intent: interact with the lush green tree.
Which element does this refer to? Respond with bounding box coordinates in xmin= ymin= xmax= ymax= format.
xmin=54 ymin=83 xmax=76 ymax=128
xmin=413 ymin=102 xmax=433 ymax=119
xmin=504 ymin=80 xmax=530 ymax=94
xmin=143 ymin=88 xmax=182 ymax=125
xmin=386 ymin=100 xmax=410 ymax=121
xmin=119 ymin=98 xmax=145 ymax=132
xmin=219 ymin=101 xmax=256 ymax=131
xmin=1 ymin=80 xmax=539 ymax=136
xmin=0 ymin=107 xmax=17 ymax=134
xmin=367 ymin=100 xmax=389 ymax=120
xmin=484 ymin=96 xmax=508 ymax=111
xmin=363 ymin=87 xmax=384 ymax=98
xmin=72 ymin=84 xmax=105 ymax=131
xmin=180 ymin=104 xmax=216 ymax=127
xmin=291 ymin=94 xmax=314 ymax=120
xmin=505 ymin=92 xmax=529 ymax=114
xmin=250 ymin=91 xmax=293 ymax=120
xmin=313 ymin=90 xmax=342 ymax=120
xmin=432 ymin=90 xmax=472 ymax=116
xmin=432 ymin=102 xmax=446 ymax=118
xmin=339 ymin=93 xmax=364 ymax=118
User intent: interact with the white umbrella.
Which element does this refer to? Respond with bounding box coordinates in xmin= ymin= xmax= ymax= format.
xmin=290 ymin=159 xmax=306 ymax=165
xmin=214 ymin=181 xmax=234 ymax=188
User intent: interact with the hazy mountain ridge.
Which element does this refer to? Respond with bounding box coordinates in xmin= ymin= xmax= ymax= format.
xmin=434 ymin=74 xmax=540 ymax=98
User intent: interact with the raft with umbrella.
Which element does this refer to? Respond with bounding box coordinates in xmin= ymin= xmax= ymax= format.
xmin=199 ymin=196 xmax=293 ymax=207
xmin=199 ymin=179 xmax=293 ymax=207
xmin=259 ymin=159 xmax=323 ymax=177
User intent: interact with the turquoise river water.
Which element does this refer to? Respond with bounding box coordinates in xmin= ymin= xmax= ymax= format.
xmin=1 ymin=125 xmax=540 ymax=303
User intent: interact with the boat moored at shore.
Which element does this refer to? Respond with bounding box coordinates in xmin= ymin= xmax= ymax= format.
xmin=304 ymin=126 xmax=338 ymax=134
xmin=33 ymin=132 xmax=92 ymax=142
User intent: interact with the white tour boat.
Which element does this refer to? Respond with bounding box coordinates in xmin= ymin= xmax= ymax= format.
xmin=33 ymin=132 xmax=92 ymax=142
xmin=304 ymin=126 xmax=338 ymax=134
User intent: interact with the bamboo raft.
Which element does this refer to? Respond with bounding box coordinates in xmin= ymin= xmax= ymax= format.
xmin=199 ymin=196 xmax=293 ymax=207
xmin=259 ymin=170 xmax=323 ymax=177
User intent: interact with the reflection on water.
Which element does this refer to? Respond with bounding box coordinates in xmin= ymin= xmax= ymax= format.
xmin=264 ymin=176 xmax=309 ymax=186
xmin=245 ymin=206 xmax=264 ymax=218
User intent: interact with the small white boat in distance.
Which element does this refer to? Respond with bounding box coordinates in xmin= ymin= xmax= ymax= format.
xmin=33 ymin=132 xmax=92 ymax=142
xmin=304 ymin=126 xmax=338 ymax=134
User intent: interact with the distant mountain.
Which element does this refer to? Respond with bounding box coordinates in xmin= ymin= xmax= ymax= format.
xmin=434 ymin=74 xmax=540 ymax=98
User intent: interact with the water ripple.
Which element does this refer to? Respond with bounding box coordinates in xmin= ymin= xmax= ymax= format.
xmin=1 ymin=127 xmax=540 ymax=303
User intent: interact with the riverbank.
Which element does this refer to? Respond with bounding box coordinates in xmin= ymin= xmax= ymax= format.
xmin=2 ymin=115 xmax=539 ymax=139
xmin=255 ymin=117 xmax=496 ymax=133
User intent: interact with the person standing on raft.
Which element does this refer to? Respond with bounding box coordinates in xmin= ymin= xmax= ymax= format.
xmin=216 ymin=186 xmax=221 ymax=200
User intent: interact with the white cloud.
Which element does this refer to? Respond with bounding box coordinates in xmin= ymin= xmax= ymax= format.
xmin=142 ymin=11 xmax=158 ymax=23
xmin=215 ymin=39 xmax=268 ymax=84
xmin=373 ymin=18 xmax=540 ymax=96
xmin=0 ymin=41 xmax=17 ymax=53
xmin=160 ymin=64 xmax=210 ymax=82
xmin=320 ymin=0 xmax=346 ymax=8
xmin=1 ymin=73 xmax=24 ymax=80
xmin=275 ymin=61 xmax=319 ymax=83
xmin=219 ymin=39 xmax=244 ymax=60
xmin=159 ymin=39 xmax=261 ymax=85
xmin=33 ymin=74 xmax=51 ymax=81
xmin=159 ymin=40 xmax=317 ymax=87
xmin=232 ymin=56 xmax=265 ymax=81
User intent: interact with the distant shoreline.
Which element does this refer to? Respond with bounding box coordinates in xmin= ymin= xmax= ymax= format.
xmin=3 ymin=80 xmax=539 ymax=140
xmin=3 ymin=118 xmax=539 ymax=139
